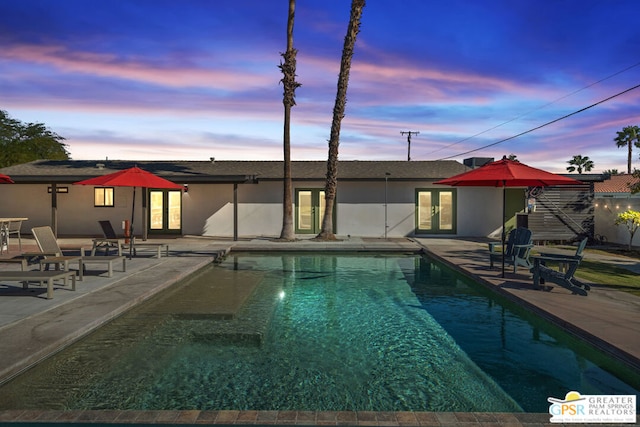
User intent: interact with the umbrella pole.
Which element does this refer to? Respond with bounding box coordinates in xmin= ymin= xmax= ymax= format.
xmin=501 ymin=182 xmax=506 ymax=278
xmin=130 ymin=187 xmax=136 ymax=260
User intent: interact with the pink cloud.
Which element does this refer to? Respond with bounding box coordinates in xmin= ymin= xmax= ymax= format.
xmin=3 ymin=44 xmax=276 ymax=90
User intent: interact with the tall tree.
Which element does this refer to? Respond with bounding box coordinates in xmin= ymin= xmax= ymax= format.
xmin=278 ymin=0 xmax=301 ymax=241
xmin=0 ymin=110 xmax=69 ymax=167
xmin=614 ymin=125 xmax=640 ymax=174
xmin=566 ymin=154 xmax=594 ymax=174
xmin=317 ymin=0 xmax=366 ymax=240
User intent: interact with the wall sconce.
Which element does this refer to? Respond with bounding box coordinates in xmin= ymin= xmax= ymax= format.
xmin=183 ymin=184 xmax=189 ymax=193
xmin=47 ymin=186 xmax=69 ymax=193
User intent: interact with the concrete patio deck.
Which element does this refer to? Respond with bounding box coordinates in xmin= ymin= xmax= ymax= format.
xmin=0 ymin=235 xmax=638 ymax=426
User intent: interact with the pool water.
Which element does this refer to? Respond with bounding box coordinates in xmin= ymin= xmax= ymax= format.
xmin=0 ymin=253 xmax=638 ymax=412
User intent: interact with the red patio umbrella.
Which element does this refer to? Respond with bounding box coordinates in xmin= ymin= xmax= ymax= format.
xmin=0 ymin=173 xmax=14 ymax=184
xmin=434 ymin=156 xmax=582 ymax=277
xmin=74 ymin=166 xmax=182 ymax=258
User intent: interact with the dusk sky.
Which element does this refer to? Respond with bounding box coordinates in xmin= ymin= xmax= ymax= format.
xmin=1 ymin=0 xmax=639 ymax=173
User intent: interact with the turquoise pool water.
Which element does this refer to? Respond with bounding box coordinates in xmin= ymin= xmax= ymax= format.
xmin=0 ymin=253 xmax=638 ymax=412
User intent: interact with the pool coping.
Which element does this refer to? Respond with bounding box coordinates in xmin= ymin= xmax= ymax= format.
xmin=0 ymin=409 xmax=553 ymax=425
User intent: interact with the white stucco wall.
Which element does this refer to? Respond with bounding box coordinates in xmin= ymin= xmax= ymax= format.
xmin=0 ymin=184 xmax=138 ymax=236
xmin=1 ymin=181 xmax=506 ymax=238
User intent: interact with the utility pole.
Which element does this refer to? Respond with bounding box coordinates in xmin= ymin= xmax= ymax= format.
xmin=400 ymin=131 xmax=420 ymax=161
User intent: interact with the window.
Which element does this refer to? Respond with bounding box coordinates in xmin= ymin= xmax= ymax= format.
xmin=94 ymin=187 xmax=114 ymax=207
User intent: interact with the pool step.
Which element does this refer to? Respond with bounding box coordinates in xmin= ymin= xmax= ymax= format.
xmin=145 ymin=267 xmax=264 ymax=318
xmin=191 ymin=331 xmax=263 ymax=346
xmin=180 ymin=272 xmax=283 ymax=347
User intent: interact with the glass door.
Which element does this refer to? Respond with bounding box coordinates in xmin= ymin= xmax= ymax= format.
xmin=295 ymin=189 xmax=330 ymax=234
xmin=416 ymin=189 xmax=456 ymax=234
xmin=149 ymin=189 xmax=182 ymax=234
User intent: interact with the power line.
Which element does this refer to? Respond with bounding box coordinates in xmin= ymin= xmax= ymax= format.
xmin=427 ymin=61 xmax=640 ymax=156
xmin=436 ymin=82 xmax=640 ymax=160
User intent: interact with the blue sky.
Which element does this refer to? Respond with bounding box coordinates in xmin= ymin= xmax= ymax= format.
xmin=1 ymin=0 xmax=639 ymax=173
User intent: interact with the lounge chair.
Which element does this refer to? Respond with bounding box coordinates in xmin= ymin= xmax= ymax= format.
xmin=0 ymin=270 xmax=76 ymax=299
xmin=29 ymin=226 xmax=125 ymax=280
xmin=488 ymin=227 xmax=533 ymax=273
xmin=530 ymin=238 xmax=590 ymax=296
xmin=92 ymin=220 xmax=168 ymax=259
xmin=91 ymin=220 xmax=126 ymax=256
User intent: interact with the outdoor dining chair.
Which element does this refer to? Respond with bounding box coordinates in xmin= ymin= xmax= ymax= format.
xmin=6 ymin=220 xmax=22 ymax=252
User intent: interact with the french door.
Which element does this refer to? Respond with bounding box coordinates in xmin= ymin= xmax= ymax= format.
xmin=296 ymin=188 xmax=334 ymax=234
xmin=148 ymin=189 xmax=182 ymax=234
xmin=416 ymin=189 xmax=456 ymax=234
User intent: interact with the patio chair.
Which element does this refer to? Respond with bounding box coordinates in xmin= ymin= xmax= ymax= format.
xmin=6 ymin=219 xmax=23 ymax=252
xmin=29 ymin=226 xmax=127 ymax=280
xmin=488 ymin=227 xmax=534 ymax=273
xmin=92 ymin=220 xmax=167 ymax=259
xmin=531 ymin=237 xmax=590 ymax=296
xmin=91 ymin=220 xmax=127 ymax=256
xmin=26 ymin=226 xmax=84 ymax=276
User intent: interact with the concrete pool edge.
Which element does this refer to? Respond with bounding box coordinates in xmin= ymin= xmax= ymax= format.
xmin=0 ymin=256 xmax=217 ymax=386
xmin=0 ymin=409 xmax=553 ymax=425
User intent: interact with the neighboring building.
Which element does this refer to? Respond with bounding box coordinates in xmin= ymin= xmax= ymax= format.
xmin=525 ymin=176 xmax=600 ymax=243
xmin=594 ymin=174 xmax=640 ymax=247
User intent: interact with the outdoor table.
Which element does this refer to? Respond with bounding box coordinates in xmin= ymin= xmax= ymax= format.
xmin=0 ymin=218 xmax=28 ymax=254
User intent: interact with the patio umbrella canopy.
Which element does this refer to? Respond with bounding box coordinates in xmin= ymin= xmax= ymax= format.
xmin=434 ymin=156 xmax=582 ymax=277
xmin=0 ymin=174 xmax=14 ymax=184
xmin=74 ymin=166 xmax=182 ymax=257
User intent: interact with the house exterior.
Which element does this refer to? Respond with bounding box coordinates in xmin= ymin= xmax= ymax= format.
xmin=594 ymin=174 xmax=640 ymax=247
xmin=0 ymin=159 xmax=599 ymax=241
xmin=0 ymin=159 xmax=475 ymax=239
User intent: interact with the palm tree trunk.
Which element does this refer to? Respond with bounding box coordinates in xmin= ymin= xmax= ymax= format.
xmin=279 ymin=0 xmax=300 ymax=241
xmin=317 ymin=0 xmax=366 ymax=240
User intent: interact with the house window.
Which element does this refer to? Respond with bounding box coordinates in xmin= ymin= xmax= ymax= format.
xmin=94 ymin=187 xmax=114 ymax=207
xmin=415 ymin=189 xmax=456 ymax=234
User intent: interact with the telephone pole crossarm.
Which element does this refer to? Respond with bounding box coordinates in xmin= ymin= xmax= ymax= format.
xmin=400 ymin=131 xmax=420 ymax=161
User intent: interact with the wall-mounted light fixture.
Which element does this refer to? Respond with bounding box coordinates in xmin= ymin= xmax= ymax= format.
xmin=183 ymin=184 xmax=189 ymax=193
xmin=47 ymin=186 xmax=69 ymax=193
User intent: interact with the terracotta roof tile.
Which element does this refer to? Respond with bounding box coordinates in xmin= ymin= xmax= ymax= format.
xmin=594 ymin=174 xmax=640 ymax=193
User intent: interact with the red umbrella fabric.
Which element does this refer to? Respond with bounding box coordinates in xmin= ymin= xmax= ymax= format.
xmin=74 ymin=167 xmax=181 ymax=257
xmin=73 ymin=166 xmax=182 ymax=189
xmin=0 ymin=174 xmax=14 ymax=184
xmin=434 ymin=157 xmax=582 ymax=277
xmin=435 ymin=157 xmax=581 ymax=188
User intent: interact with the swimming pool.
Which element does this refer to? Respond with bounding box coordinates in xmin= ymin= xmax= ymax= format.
xmin=0 ymin=253 xmax=637 ymax=412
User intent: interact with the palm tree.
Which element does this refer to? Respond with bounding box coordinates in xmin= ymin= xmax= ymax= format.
xmin=278 ymin=0 xmax=301 ymax=241
xmin=614 ymin=125 xmax=640 ymax=174
xmin=566 ymin=155 xmax=594 ymax=174
xmin=317 ymin=0 xmax=366 ymax=240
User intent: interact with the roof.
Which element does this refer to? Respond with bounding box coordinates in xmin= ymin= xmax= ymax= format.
xmin=594 ymin=174 xmax=640 ymax=195
xmin=0 ymin=159 xmax=470 ymax=184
